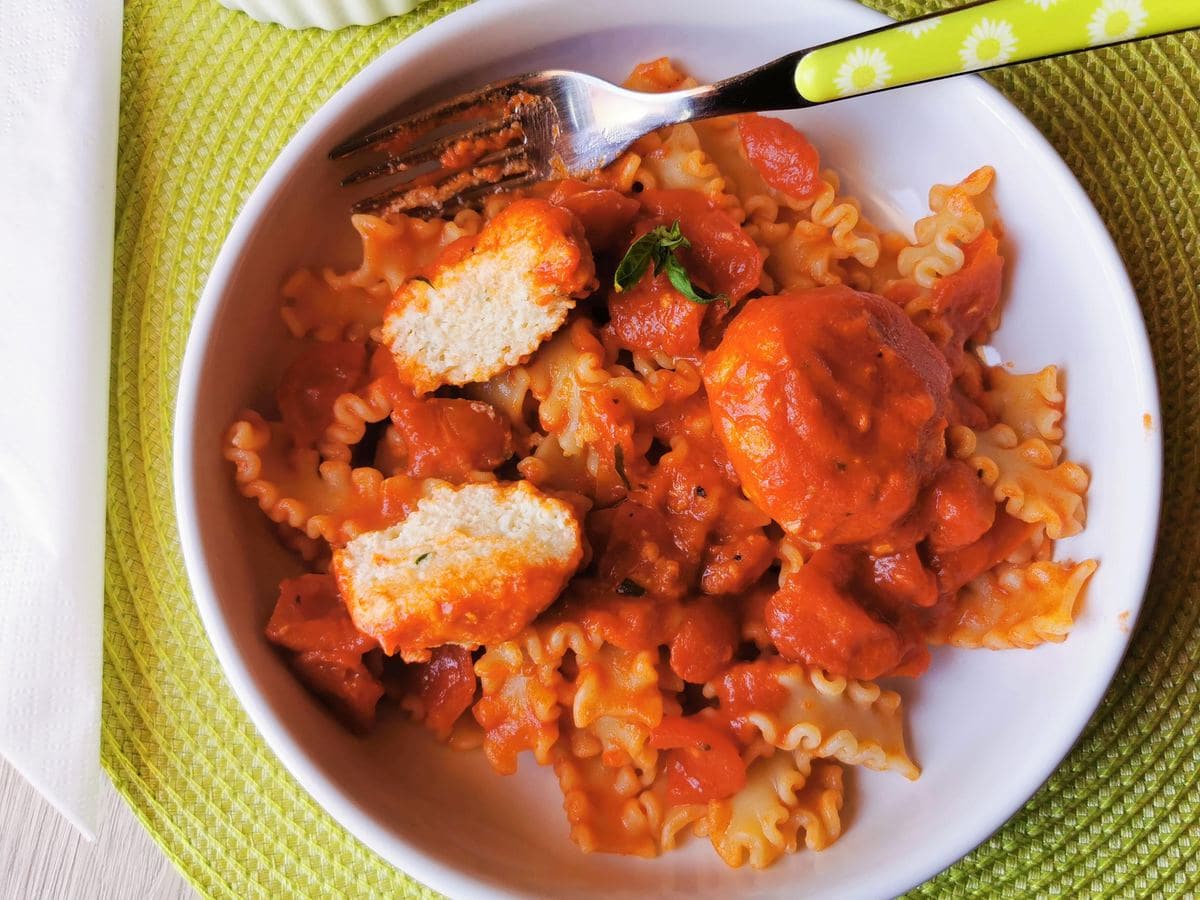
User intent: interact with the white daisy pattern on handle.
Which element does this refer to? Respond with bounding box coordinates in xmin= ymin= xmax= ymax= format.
xmin=833 ymin=46 xmax=893 ymax=97
xmin=899 ymin=17 xmax=941 ymax=37
xmin=1024 ymin=0 xmax=1060 ymax=9
xmin=959 ymin=18 xmax=1019 ymax=71
xmin=1086 ymin=0 xmax=1149 ymax=45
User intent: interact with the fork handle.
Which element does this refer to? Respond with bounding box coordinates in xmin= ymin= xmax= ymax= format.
xmin=713 ymin=0 xmax=1197 ymax=109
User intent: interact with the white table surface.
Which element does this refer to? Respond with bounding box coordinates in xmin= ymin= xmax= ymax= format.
xmin=0 ymin=757 xmax=194 ymax=899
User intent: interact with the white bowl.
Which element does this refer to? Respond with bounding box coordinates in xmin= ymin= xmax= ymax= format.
xmin=174 ymin=0 xmax=1162 ymax=896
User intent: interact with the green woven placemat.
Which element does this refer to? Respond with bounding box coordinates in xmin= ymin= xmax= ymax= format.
xmin=105 ymin=1 xmax=1199 ymax=896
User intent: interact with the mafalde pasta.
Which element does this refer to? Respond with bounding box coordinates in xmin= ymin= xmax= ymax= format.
xmin=222 ymin=56 xmax=1097 ymax=873
xmin=926 ymin=559 xmax=1098 ymax=650
xmin=706 ymin=659 xmax=919 ymax=779
xmin=703 ymin=749 xmax=819 ymax=869
xmin=950 ymin=422 xmax=1090 ymax=540
xmin=281 ymin=211 xmax=483 ymax=341
xmin=982 ymin=364 xmax=1065 ymax=443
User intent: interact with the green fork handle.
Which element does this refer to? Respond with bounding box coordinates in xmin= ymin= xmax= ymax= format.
xmin=798 ymin=0 xmax=1198 ymax=102
xmin=709 ymin=0 xmax=1198 ymax=110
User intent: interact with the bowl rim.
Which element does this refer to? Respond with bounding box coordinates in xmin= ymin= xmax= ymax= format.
xmin=173 ymin=1 xmax=1163 ymax=896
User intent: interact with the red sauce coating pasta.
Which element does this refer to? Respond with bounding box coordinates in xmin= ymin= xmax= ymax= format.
xmin=708 ymin=659 xmax=793 ymax=742
xmin=225 ymin=62 xmax=1092 ymax=871
xmin=548 ymin=580 xmax=673 ymax=652
xmin=703 ymin=285 xmax=952 ymax=545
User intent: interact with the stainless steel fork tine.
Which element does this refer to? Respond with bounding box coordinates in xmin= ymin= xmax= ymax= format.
xmin=351 ymin=145 xmax=532 ymax=217
xmin=340 ymin=114 xmax=524 ymax=187
xmin=403 ymin=173 xmax=540 ymax=221
xmin=329 ymin=79 xmax=523 ymax=161
xmin=333 ymin=1 xmax=1198 ymax=215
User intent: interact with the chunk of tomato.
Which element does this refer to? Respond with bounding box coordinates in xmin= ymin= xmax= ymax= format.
xmin=409 ymin=645 xmax=477 ymax=738
xmin=737 ymin=113 xmax=822 ymax=201
xmin=291 ymin=648 xmax=385 ymax=733
xmin=637 ymin=189 xmax=762 ymax=302
xmin=606 ymin=271 xmax=705 ymax=357
xmin=544 ymin=179 xmax=641 ymax=252
xmin=650 ymin=715 xmax=747 ymax=804
xmin=276 ymin=341 xmax=368 ymax=446
xmin=389 ymin=388 xmax=513 ymax=481
xmin=266 ymin=573 xmax=376 ymax=655
xmin=669 ymin=598 xmax=738 ymax=684
xmin=929 ymin=229 xmax=1005 ymax=368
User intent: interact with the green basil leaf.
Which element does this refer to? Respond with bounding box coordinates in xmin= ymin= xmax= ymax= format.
xmin=613 ymin=232 xmax=658 ymax=292
xmin=614 ymin=221 xmax=692 ymax=292
xmin=664 ymin=253 xmax=725 ymax=305
xmin=656 ymin=220 xmax=690 ymax=252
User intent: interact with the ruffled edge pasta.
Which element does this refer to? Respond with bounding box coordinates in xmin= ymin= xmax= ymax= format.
xmin=223 ymin=412 xmax=419 ymax=545
xmin=950 ymin=423 xmax=1089 ymax=540
xmin=982 ymin=365 xmax=1065 ymax=442
xmin=707 ymin=662 xmax=920 ymax=780
xmin=931 ymin=559 xmax=1098 ymax=649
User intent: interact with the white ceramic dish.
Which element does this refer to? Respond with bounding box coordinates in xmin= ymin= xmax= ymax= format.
xmin=217 ymin=0 xmax=422 ymax=30
xmin=174 ymin=0 xmax=1163 ymax=896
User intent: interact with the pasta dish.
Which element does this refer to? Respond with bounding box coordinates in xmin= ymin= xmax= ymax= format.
xmin=223 ymin=58 xmax=1095 ymax=870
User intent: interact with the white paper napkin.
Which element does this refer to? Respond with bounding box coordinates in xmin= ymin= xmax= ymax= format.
xmin=0 ymin=0 xmax=123 ymax=840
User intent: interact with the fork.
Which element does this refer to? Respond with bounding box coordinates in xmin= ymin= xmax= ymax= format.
xmin=331 ymin=0 xmax=1197 ymax=219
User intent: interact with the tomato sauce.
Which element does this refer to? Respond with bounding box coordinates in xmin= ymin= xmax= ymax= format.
xmin=249 ymin=120 xmax=1029 ymax=764
xmin=546 ymin=579 xmax=675 ymax=653
xmin=290 ymin=650 xmax=386 ymax=733
xmin=603 ymin=190 xmax=763 ymax=358
xmin=266 ymin=573 xmax=378 ymax=655
xmin=386 ymin=386 xmax=513 ymax=481
xmin=637 ymin=190 xmax=762 ymax=302
xmin=929 ymin=511 xmax=1036 ymax=595
xmin=703 ymin=285 xmax=952 ymax=545
xmin=766 ymin=548 xmax=922 ymax=680
xmin=757 ymin=456 xmax=1001 ymax=679
xmin=708 ymin=659 xmax=793 ymax=741
xmin=920 ymin=459 xmax=997 ymax=553
xmin=542 ymin=179 xmax=641 ymax=252
xmin=588 ymin=500 xmax=697 ymax=603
